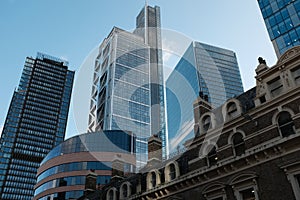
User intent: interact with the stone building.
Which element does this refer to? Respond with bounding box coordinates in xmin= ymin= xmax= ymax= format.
xmin=81 ymin=46 xmax=300 ymax=200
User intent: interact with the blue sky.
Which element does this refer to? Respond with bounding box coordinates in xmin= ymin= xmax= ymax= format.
xmin=0 ymin=0 xmax=277 ymax=138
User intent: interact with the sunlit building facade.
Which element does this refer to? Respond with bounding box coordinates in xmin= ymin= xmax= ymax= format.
xmin=88 ymin=5 xmax=166 ymax=169
xmin=258 ymin=0 xmax=300 ymax=56
xmin=0 ymin=53 xmax=74 ymax=199
xmin=166 ymin=42 xmax=243 ymax=154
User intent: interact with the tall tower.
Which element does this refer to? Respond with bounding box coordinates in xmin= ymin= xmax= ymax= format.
xmin=88 ymin=5 xmax=167 ymax=169
xmin=0 ymin=53 xmax=74 ymax=199
xmin=135 ymin=5 xmax=167 ymax=158
xmin=257 ymin=0 xmax=300 ymax=57
xmin=166 ymin=42 xmax=244 ymax=153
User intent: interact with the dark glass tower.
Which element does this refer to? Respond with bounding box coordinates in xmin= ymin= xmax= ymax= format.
xmin=166 ymin=42 xmax=244 ymax=154
xmin=258 ymin=0 xmax=300 ymax=57
xmin=0 ymin=53 xmax=74 ymax=200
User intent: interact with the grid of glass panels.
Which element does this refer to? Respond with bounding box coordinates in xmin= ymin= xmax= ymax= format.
xmin=166 ymin=42 xmax=244 ymax=154
xmin=0 ymin=53 xmax=74 ymax=200
xmin=36 ymin=190 xmax=84 ymax=200
xmin=258 ymin=0 xmax=300 ymax=55
xmin=34 ymin=175 xmax=111 ymax=197
xmin=110 ymin=31 xmax=150 ymax=169
xmin=37 ymin=161 xmax=112 ymax=182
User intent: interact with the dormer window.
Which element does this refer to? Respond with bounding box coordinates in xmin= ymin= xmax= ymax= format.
xmin=227 ymin=102 xmax=238 ymax=119
xmin=203 ymin=115 xmax=211 ymax=132
xmin=122 ymin=184 xmax=128 ymax=198
xmin=107 ymin=188 xmax=117 ymax=200
xmin=169 ymin=163 xmax=176 ymax=180
xmin=147 ymin=170 xmax=161 ymax=190
xmin=151 ymin=171 xmax=156 ymax=188
xmin=120 ymin=183 xmax=130 ymax=199
xmin=268 ymin=76 xmax=283 ymax=97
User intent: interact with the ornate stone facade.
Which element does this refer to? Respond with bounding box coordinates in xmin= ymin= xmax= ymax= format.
xmin=81 ymin=47 xmax=300 ymax=200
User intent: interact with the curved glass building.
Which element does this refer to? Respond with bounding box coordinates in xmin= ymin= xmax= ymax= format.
xmin=33 ymin=130 xmax=135 ymax=200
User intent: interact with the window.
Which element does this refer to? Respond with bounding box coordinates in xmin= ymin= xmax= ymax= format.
xmin=231 ymin=174 xmax=259 ymax=200
xmin=169 ymin=164 xmax=176 ymax=180
xmin=207 ymin=146 xmax=218 ymax=166
xmin=203 ymin=115 xmax=211 ymax=132
xmin=232 ymin=133 xmax=245 ymax=156
xmin=107 ymin=188 xmax=116 ymax=200
xmin=278 ymin=111 xmax=295 ymax=137
xmin=268 ymin=76 xmax=283 ymax=97
xmin=227 ymin=102 xmax=238 ymax=119
xmin=239 ymin=188 xmax=256 ymax=200
xmin=108 ymin=190 xmax=114 ymax=200
xmin=291 ymin=66 xmax=300 ymax=85
xmin=151 ymin=172 xmax=156 ymax=188
xmin=121 ymin=184 xmax=128 ymax=198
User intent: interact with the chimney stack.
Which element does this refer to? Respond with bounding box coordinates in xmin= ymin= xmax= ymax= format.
xmin=148 ymin=134 xmax=162 ymax=163
xmin=84 ymin=169 xmax=97 ymax=195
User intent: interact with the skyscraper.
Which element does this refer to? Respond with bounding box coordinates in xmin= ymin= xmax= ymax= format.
xmin=258 ymin=0 xmax=300 ymax=57
xmin=166 ymin=42 xmax=244 ymax=153
xmin=88 ymin=5 xmax=166 ymax=168
xmin=135 ymin=5 xmax=167 ymax=159
xmin=0 ymin=53 xmax=74 ymax=199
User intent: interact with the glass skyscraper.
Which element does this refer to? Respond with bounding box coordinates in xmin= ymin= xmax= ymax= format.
xmin=0 ymin=53 xmax=74 ymax=199
xmin=88 ymin=5 xmax=166 ymax=169
xmin=166 ymin=42 xmax=244 ymax=154
xmin=258 ymin=0 xmax=300 ymax=57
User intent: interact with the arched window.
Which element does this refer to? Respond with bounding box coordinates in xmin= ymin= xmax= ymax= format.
xmin=203 ymin=115 xmax=211 ymax=132
xmin=278 ymin=111 xmax=295 ymax=137
xmin=151 ymin=172 xmax=156 ymax=188
xmin=208 ymin=146 xmax=218 ymax=166
xmin=108 ymin=189 xmax=114 ymax=200
xmin=169 ymin=163 xmax=176 ymax=180
xmin=122 ymin=184 xmax=128 ymax=198
xmin=232 ymin=133 xmax=245 ymax=156
xmin=227 ymin=102 xmax=238 ymax=119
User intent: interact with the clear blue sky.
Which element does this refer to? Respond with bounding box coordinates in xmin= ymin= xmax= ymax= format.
xmin=0 ymin=0 xmax=277 ymax=138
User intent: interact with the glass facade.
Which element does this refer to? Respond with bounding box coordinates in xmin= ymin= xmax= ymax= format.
xmin=135 ymin=5 xmax=167 ymax=158
xmin=166 ymin=42 xmax=244 ymax=154
xmin=88 ymin=5 xmax=167 ymax=168
xmin=0 ymin=53 xmax=74 ymax=200
xmin=88 ymin=28 xmax=150 ymax=169
xmin=258 ymin=0 xmax=300 ymax=56
xmin=33 ymin=130 xmax=135 ymax=200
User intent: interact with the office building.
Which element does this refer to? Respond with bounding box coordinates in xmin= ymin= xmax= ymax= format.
xmin=258 ymin=0 xmax=300 ymax=57
xmin=0 ymin=53 xmax=74 ymax=200
xmin=87 ymin=46 xmax=300 ymax=200
xmin=166 ymin=41 xmax=244 ymax=154
xmin=33 ymin=130 xmax=135 ymax=200
xmin=88 ymin=5 xmax=166 ymax=168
